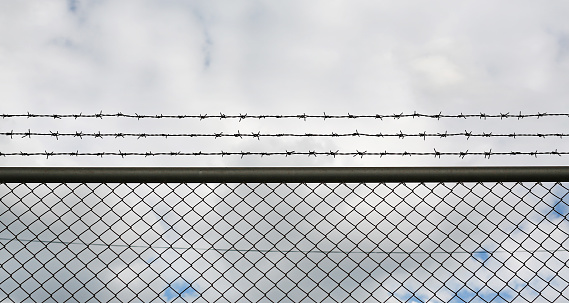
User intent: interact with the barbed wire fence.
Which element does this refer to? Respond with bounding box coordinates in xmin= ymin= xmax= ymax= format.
xmin=1 ymin=112 xmax=569 ymax=159
xmin=0 ymin=150 xmax=568 ymax=159
xmin=2 ymin=110 xmax=569 ymax=302
xmin=3 ymin=130 xmax=569 ymax=139
xmin=2 ymin=111 xmax=568 ymax=120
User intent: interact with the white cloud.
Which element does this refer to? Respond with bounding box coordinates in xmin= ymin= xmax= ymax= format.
xmin=1 ymin=0 xmax=569 ymax=166
xmin=411 ymin=54 xmax=464 ymax=87
xmin=0 ymin=0 xmax=568 ymax=165
xmin=2 ymin=1 xmax=569 ymax=301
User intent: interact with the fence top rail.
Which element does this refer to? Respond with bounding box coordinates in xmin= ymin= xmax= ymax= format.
xmin=1 ymin=167 xmax=569 ymax=183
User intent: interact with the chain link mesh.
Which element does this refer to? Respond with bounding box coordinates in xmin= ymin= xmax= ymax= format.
xmin=1 ymin=181 xmax=568 ymax=302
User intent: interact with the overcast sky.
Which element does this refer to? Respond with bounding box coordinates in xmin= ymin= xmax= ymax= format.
xmin=1 ymin=0 xmax=569 ymax=166
xmin=1 ymin=2 xmax=569 ymax=302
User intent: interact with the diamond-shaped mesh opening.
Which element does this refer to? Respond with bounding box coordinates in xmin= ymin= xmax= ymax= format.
xmin=1 ymin=181 xmax=569 ymax=302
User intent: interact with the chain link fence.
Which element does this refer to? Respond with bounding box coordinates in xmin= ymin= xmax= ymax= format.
xmin=1 ymin=168 xmax=569 ymax=302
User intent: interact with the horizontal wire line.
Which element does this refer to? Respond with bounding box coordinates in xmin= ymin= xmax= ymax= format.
xmin=3 ymin=131 xmax=569 ymax=140
xmin=1 ymin=237 xmax=565 ymax=255
xmin=0 ymin=150 xmax=567 ymax=158
xmin=1 ymin=112 xmax=567 ymax=120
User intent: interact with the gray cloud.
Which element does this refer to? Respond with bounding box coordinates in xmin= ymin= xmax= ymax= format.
xmin=2 ymin=1 xmax=569 ymax=302
xmin=1 ymin=0 xmax=569 ymax=167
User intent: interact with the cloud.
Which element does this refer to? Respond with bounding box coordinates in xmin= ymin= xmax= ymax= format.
xmin=2 ymin=1 xmax=569 ymax=302
xmin=411 ymin=54 xmax=464 ymax=88
xmin=67 ymin=0 xmax=78 ymax=13
xmin=1 ymin=0 xmax=569 ymax=167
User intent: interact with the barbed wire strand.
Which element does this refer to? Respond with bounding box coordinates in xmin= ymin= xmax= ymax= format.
xmin=0 ymin=237 xmax=566 ymax=255
xmin=0 ymin=150 xmax=566 ymax=158
xmin=3 ymin=130 xmax=568 ymax=140
xmin=1 ymin=112 xmax=568 ymax=120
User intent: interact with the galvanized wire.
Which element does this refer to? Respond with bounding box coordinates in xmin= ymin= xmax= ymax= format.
xmin=3 ymin=112 xmax=568 ymax=161
xmin=1 ymin=112 xmax=568 ymax=120
xmin=1 ymin=149 xmax=567 ymax=158
xmin=3 ymin=130 xmax=569 ymax=140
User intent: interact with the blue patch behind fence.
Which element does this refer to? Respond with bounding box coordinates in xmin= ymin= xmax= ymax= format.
xmin=473 ymin=250 xmax=490 ymax=263
xmin=552 ymin=199 xmax=569 ymax=219
xmin=163 ymin=279 xmax=198 ymax=302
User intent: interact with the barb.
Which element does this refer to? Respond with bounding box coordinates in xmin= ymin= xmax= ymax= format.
xmin=3 ymin=130 xmax=569 ymax=140
xmin=1 ymin=150 xmax=568 ymax=158
xmin=2 ymin=112 xmax=569 ymax=120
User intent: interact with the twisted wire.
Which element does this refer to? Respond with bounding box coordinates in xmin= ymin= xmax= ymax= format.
xmin=1 ymin=111 xmax=567 ymax=120
xmin=1 ymin=149 xmax=567 ymax=158
xmin=2 ymin=130 xmax=568 ymax=140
